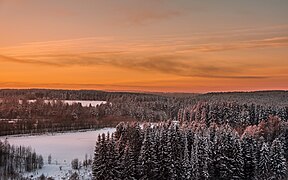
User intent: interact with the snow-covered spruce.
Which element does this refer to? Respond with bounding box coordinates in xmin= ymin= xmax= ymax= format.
xmin=92 ymin=121 xmax=288 ymax=180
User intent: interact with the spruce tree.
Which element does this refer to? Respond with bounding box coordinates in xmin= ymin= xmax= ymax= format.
xmin=270 ymin=138 xmax=287 ymax=180
xmin=106 ymin=133 xmax=121 ymax=179
xmin=191 ymin=134 xmax=200 ymax=180
xmin=198 ymin=133 xmax=210 ymax=180
xmin=181 ymin=132 xmax=192 ymax=180
xmin=92 ymin=134 xmax=108 ymax=180
xmin=256 ymin=142 xmax=271 ymax=180
xmin=241 ymin=134 xmax=257 ymax=180
xmin=157 ymin=128 xmax=176 ymax=179
xmin=122 ymin=142 xmax=139 ymax=180
xmin=138 ymin=128 xmax=158 ymax=180
xmin=215 ymin=125 xmax=243 ymax=180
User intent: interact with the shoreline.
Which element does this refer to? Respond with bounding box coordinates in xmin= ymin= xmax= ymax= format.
xmin=0 ymin=126 xmax=115 ymax=139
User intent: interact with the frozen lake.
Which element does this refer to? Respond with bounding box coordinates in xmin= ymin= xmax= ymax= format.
xmin=26 ymin=100 xmax=107 ymax=107
xmin=1 ymin=99 xmax=107 ymax=107
xmin=1 ymin=128 xmax=116 ymax=179
xmin=1 ymin=128 xmax=115 ymax=164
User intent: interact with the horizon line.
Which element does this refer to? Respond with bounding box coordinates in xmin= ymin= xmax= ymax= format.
xmin=0 ymin=87 xmax=287 ymax=95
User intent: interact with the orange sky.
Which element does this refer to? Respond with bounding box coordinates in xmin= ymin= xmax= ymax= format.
xmin=0 ymin=0 xmax=288 ymax=92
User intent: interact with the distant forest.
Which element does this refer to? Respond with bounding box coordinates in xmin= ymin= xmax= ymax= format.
xmin=0 ymin=89 xmax=287 ymax=136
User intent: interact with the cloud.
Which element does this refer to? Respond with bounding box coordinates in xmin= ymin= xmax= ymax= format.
xmin=124 ymin=9 xmax=180 ymax=25
xmin=187 ymin=37 xmax=288 ymax=52
xmin=0 ymin=25 xmax=287 ymax=80
xmin=0 ymin=81 xmax=178 ymax=91
xmin=1 ymin=25 xmax=287 ymax=56
xmin=0 ymin=55 xmax=62 ymax=66
xmin=0 ymin=53 xmax=269 ymax=80
xmin=110 ymin=0 xmax=181 ymax=25
xmin=105 ymin=57 xmax=269 ymax=79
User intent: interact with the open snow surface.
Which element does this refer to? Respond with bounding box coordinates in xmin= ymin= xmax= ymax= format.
xmin=1 ymin=128 xmax=115 ymax=179
xmin=1 ymin=99 xmax=107 ymax=107
xmin=26 ymin=100 xmax=107 ymax=107
xmin=24 ymin=164 xmax=93 ymax=180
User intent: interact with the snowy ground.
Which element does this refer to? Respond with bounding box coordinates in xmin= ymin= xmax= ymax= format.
xmin=26 ymin=100 xmax=107 ymax=107
xmin=24 ymin=163 xmax=93 ymax=180
xmin=0 ymin=128 xmax=115 ymax=179
xmin=61 ymin=100 xmax=107 ymax=107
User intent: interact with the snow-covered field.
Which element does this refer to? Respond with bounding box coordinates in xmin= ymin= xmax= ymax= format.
xmin=1 ymin=128 xmax=115 ymax=179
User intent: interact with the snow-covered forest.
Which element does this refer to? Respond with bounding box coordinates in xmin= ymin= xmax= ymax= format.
xmin=93 ymin=120 xmax=288 ymax=180
xmin=0 ymin=89 xmax=288 ymax=136
xmin=0 ymin=89 xmax=288 ymax=179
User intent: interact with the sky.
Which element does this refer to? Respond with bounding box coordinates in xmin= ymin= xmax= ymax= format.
xmin=0 ymin=0 xmax=288 ymax=93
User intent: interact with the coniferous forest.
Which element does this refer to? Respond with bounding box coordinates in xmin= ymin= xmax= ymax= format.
xmin=0 ymin=89 xmax=288 ymax=179
xmin=93 ymin=119 xmax=288 ymax=180
xmin=1 ymin=89 xmax=288 ymax=136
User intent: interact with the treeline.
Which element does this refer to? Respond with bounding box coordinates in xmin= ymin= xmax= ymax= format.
xmin=0 ymin=95 xmax=181 ymax=136
xmin=1 ymin=89 xmax=288 ymax=105
xmin=194 ymin=90 xmax=288 ymax=106
xmin=2 ymin=98 xmax=287 ymax=137
xmin=93 ymin=118 xmax=288 ymax=180
xmin=1 ymin=89 xmax=288 ymax=102
xmin=0 ymin=139 xmax=43 ymax=179
xmin=0 ymin=89 xmax=288 ymax=136
xmin=0 ymin=99 xmax=100 ymax=136
xmin=177 ymin=102 xmax=288 ymax=129
xmin=0 ymin=89 xmax=172 ymax=102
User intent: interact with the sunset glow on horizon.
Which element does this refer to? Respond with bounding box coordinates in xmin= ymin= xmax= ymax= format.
xmin=1 ymin=0 xmax=288 ymax=93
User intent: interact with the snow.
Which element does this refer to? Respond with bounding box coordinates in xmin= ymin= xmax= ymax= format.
xmin=0 ymin=119 xmax=21 ymax=121
xmin=24 ymin=164 xmax=93 ymax=180
xmin=25 ymin=100 xmax=107 ymax=107
xmin=61 ymin=100 xmax=107 ymax=107
xmin=0 ymin=128 xmax=115 ymax=179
